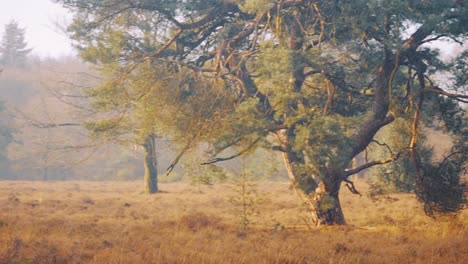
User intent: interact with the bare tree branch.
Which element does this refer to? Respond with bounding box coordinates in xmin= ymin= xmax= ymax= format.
xmin=416 ymin=34 xmax=449 ymax=46
xmin=344 ymin=178 xmax=362 ymax=196
xmin=435 ymin=148 xmax=465 ymax=176
xmin=164 ymin=136 xmax=196 ymax=176
xmin=371 ymin=139 xmax=395 ymax=156
xmin=10 ymin=107 xmax=81 ymax=129
xmin=344 ymin=153 xmax=400 ymax=177
xmin=423 ymin=87 xmax=468 ymax=103
xmin=209 ymin=137 xmax=243 ymax=158
xmin=201 ymin=138 xmax=260 ymax=165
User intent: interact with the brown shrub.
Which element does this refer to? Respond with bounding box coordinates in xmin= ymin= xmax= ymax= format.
xmin=179 ymin=211 xmax=226 ymax=232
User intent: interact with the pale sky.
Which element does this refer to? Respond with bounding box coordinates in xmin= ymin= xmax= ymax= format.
xmin=0 ymin=0 xmax=74 ymax=58
xmin=0 ymin=1 xmax=465 ymax=60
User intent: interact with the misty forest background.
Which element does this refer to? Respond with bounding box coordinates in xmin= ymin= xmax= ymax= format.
xmin=0 ymin=20 xmax=284 ymax=183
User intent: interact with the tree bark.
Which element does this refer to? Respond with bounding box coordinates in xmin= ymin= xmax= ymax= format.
xmin=279 ymin=149 xmax=346 ymax=226
xmin=276 ymin=129 xmax=317 ymax=193
xmin=143 ymin=134 xmax=158 ymax=194
xmin=310 ymin=170 xmax=346 ymax=226
xmin=277 ymin=129 xmax=346 ymax=225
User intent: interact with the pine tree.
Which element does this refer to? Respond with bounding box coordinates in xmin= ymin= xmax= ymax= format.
xmin=57 ymin=0 xmax=467 ymax=225
xmin=0 ymin=20 xmax=32 ymax=67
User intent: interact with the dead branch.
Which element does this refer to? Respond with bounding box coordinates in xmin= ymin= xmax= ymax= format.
xmin=164 ymin=136 xmax=196 ymax=176
xmin=423 ymin=87 xmax=468 ymax=103
xmin=10 ymin=107 xmax=81 ymax=129
xmin=201 ymin=138 xmax=260 ymax=165
xmin=344 ymin=153 xmax=400 ymax=177
xmin=344 ymin=178 xmax=362 ymax=196
xmin=371 ymin=139 xmax=395 ymax=156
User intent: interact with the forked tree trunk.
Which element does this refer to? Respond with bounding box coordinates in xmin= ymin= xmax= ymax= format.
xmin=277 ymin=129 xmax=345 ymax=226
xmin=282 ymin=155 xmax=346 ymax=226
xmin=310 ymin=178 xmax=346 ymax=225
xmin=143 ymin=134 xmax=158 ymax=194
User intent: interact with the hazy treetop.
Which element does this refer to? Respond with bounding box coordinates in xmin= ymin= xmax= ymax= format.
xmin=0 ymin=0 xmax=74 ymax=58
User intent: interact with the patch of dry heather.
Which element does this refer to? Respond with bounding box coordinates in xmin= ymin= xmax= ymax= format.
xmin=0 ymin=180 xmax=466 ymax=263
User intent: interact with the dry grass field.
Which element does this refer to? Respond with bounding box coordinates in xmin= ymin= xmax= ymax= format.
xmin=0 ymin=180 xmax=466 ymax=264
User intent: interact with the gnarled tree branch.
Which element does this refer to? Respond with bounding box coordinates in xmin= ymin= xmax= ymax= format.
xmin=201 ymin=138 xmax=260 ymax=165
xmin=164 ymin=136 xmax=196 ymax=176
xmin=344 ymin=178 xmax=362 ymax=196
xmin=344 ymin=153 xmax=400 ymax=178
xmin=423 ymin=87 xmax=468 ymax=103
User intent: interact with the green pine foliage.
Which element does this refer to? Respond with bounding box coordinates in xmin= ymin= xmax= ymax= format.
xmin=367 ymin=116 xmax=416 ymax=193
xmin=418 ymin=119 xmax=467 ymax=216
xmin=229 ymin=160 xmax=266 ymax=230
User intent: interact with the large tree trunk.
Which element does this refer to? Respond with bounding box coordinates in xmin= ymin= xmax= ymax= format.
xmin=310 ymin=173 xmax=346 ymax=226
xmin=143 ymin=134 xmax=158 ymax=194
xmin=280 ymin=151 xmax=346 ymax=225
xmin=277 ymin=129 xmax=345 ymax=225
